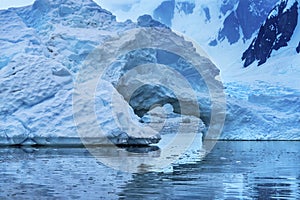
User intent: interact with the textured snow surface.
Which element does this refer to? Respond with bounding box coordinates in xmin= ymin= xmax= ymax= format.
xmin=224 ymin=82 xmax=300 ymax=140
xmin=0 ymin=0 xmax=217 ymax=145
xmin=0 ymin=0 xmax=136 ymax=145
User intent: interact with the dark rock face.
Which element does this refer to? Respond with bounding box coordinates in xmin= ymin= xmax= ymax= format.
xmin=297 ymin=41 xmax=300 ymax=53
xmin=153 ymin=0 xmax=175 ymax=27
xmin=213 ymin=0 xmax=277 ymax=46
xmin=242 ymin=0 xmax=298 ymax=67
xmin=236 ymin=0 xmax=278 ymax=40
xmin=220 ymin=0 xmax=238 ymax=15
xmin=218 ymin=11 xmax=241 ymax=44
xmin=209 ymin=39 xmax=218 ymax=46
xmin=152 ymin=0 xmax=277 ymax=46
xmin=203 ymin=7 xmax=211 ymax=22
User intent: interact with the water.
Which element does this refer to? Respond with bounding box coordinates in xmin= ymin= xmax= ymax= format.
xmin=0 ymin=141 xmax=299 ymax=199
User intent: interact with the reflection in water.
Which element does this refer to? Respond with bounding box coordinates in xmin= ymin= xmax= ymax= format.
xmin=125 ymin=146 xmax=160 ymax=153
xmin=0 ymin=142 xmax=299 ymax=199
xmin=253 ymin=178 xmax=293 ymax=200
xmin=118 ymin=141 xmax=300 ymax=199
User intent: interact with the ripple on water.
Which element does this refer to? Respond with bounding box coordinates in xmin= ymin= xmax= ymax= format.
xmin=0 ymin=141 xmax=299 ymax=199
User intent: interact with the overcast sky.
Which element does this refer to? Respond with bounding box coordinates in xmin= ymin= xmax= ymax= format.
xmin=0 ymin=0 xmax=34 ymax=9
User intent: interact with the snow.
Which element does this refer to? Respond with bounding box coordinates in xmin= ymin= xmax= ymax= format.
xmin=284 ymin=0 xmax=298 ymax=13
xmin=94 ymin=80 xmax=161 ymax=145
xmin=268 ymin=4 xmax=279 ymax=18
xmin=287 ymin=0 xmax=300 ymax=51
xmin=0 ymin=0 xmax=138 ymax=145
xmin=223 ymin=81 xmax=300 ymax=140
xmin=268 ymin=0 xmax=298 ymax=18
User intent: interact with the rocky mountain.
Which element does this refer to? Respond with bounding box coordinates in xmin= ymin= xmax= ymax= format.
xmin=100 ymin=0 xmax=300 ymax=69
xmin=152 ymin=0 xmax=278 ymax=45
xmin=242 ymin=0 xmax=299 ymax=67
xmin=123 ymin=0 xmax=299 ymax=70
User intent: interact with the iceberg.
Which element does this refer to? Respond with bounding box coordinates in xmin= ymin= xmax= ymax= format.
xmin=0 ymin=0 xmax=139 ymax=145
xmin=2 ymin=0 xmax=299 ymax=148
xmin=1 ymin=0 xmax=224 ymax=146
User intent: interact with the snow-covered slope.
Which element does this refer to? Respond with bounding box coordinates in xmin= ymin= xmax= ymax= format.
xmin=211 ymin=0 xmax=300 ymax=82
xmin=101 ymin=0 xmax=300 ymax=80
xmin=101 ymin=0 xmax=278 ymax=68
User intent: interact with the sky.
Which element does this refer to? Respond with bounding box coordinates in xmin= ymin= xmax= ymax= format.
xmin=0 ymin=0 xmax=34 ymax=9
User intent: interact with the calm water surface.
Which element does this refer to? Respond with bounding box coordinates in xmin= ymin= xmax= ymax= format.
xmin=0 ymin=141 xmax=299 ymax=199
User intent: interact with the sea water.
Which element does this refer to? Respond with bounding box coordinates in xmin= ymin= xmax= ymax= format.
xmin=0 ymin=141 xmax=299 ymax=199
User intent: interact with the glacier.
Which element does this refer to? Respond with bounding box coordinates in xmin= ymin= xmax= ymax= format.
xmin=1 ymin=0 xmax=300 ymax=147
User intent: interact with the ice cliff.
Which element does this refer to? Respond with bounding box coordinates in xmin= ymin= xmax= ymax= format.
xmin=0 ymin=0 xmax=144 ymax=145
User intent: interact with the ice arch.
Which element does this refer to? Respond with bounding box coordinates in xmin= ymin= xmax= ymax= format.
xmin=103 ymin=48 xmax=216 ymax=125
